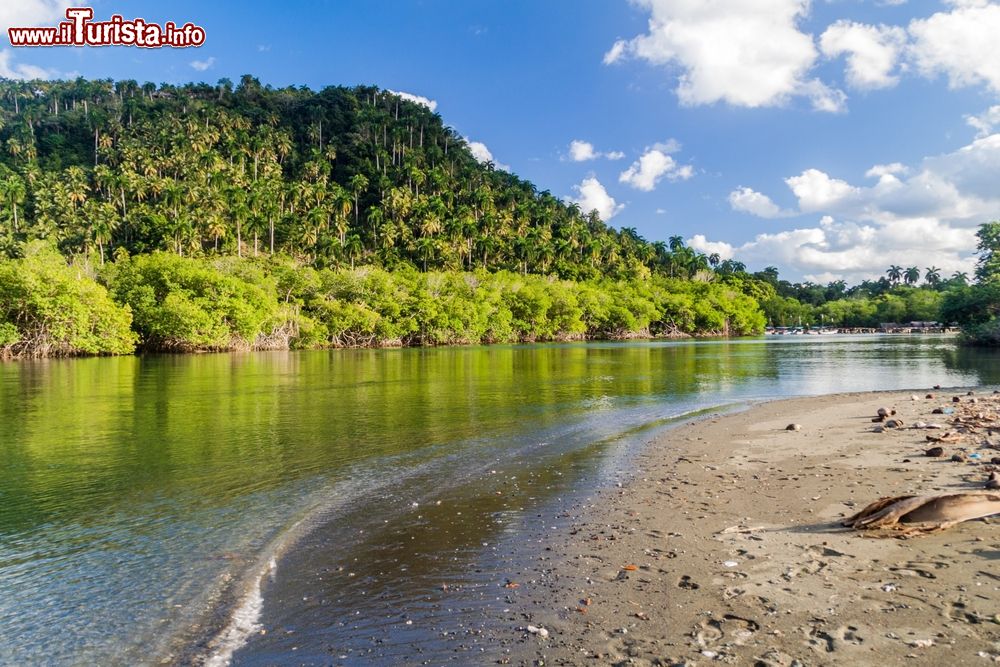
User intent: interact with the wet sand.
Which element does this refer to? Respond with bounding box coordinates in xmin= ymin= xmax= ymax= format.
xmin=508 ymin=389 xmax=1000 ymax=666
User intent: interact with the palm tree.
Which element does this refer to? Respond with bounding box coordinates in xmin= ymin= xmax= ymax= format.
xmin=1 ymin=174 xmax=25 ymax=232
xmin=886 ymin=265 xmax=903 ymax=285
xmin=904 ymin=266 xmax=920 ymax=285
xmin=951 ymin=271 xmax=969 ymax=286
xmin=924 ymin=266 xmax=941 ymax=286
xmin=349 ymin=173 xmax=368 ymax=226
xmin=344 ymin=233 xmax=363 ymax=268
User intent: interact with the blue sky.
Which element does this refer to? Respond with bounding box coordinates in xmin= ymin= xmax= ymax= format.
xmin=3 ymin=0 xmax=1000 ymax=283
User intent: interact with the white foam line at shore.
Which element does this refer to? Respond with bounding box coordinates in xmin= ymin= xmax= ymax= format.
xmin=201 ymin=556 xmax=276 ymax=667
xmin=194 ymin=458 xmax=448 ymax=666
xmin=197 ymin=404 xmax=739 ymax=665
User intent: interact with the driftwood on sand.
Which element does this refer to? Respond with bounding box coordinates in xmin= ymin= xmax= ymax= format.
xmin=843 ymin=492 xmax=1000 ymax=537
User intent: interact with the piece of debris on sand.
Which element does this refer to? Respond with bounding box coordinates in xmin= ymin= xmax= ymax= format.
xmin=843 ymin=492 xmax=1000 ymax=538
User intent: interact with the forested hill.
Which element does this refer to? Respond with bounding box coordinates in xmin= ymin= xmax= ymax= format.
xmin=0 ymin=75 xmax=708 ymax=279
xmin=0 ymin=75 xmax=782 ymax=357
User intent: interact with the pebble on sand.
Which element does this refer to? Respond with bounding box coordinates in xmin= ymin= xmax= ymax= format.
xmin=786 ymin=424 xmax=802 ymax=431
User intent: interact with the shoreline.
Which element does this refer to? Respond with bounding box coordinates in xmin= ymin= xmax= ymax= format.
xmin=507 ymin=389 xmax=1000 ymax=666
xmin=0 ymin=330 xmax=964 ymax=362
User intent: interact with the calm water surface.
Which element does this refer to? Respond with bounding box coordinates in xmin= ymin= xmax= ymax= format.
xmin=1 ymin=336 xmax=998 ymax=665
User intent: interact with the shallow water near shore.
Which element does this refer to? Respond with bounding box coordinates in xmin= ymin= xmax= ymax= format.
xmin=1 ymin=335 xmax=998 ymax=665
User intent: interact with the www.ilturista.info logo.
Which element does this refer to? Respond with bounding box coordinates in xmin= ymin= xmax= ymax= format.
xmin=8 ymin=8 xmax=205 ymax=48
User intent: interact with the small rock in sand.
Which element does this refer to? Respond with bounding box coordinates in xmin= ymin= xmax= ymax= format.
xmin=786 ymin=424 xmax=802 ymax=431
xmin=986 ymin=472 xmax=1000 ymax=490
xmin=925 ymin=446 xmax=945 ymax=457
xmin=952 ymin=452 xmax=968 ymax=463
xmin=526 ymin=625 xmax=549 ymax=638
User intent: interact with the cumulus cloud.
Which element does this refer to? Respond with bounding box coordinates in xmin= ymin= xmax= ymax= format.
xmin=0 ymin=50 xmax=56 ymax=80
xmin=865 ymin=162 xmax=909 ymax=185
xmin=568 ymin=177 xmax=624 ymax=221
xmin=966 ymin=105 xmax=1000 ymax=138
xmin=706 ymin=131 xmax=1000 ymax=281
xmin=785 ymin=169 xmax=860 ymax=212
xmin=606 ymin=2 xmax=1000 ymax=113
xmin=0 ymin=0 xmax=71 ymax=31
xmin=908 ymin=1 xmax=1000 ymax=94
xmin=604 ymin=0 xmax=846 ymax=111
xmin=618 ymin=141 xmax=693 ymax=191
xmin=465 ymin=138 xmax=509 ymax=171
xmin=387 ymin=90 xmax=438 ymax=112
xmin=567 ymin=140 xmax=625 ymax=162
xmin=728 ymin=187 xmax=791 ymax=218
xmin=820 ymin=20 xmax=907 ymax=89
xmin=189 ymin=57 xmax=216 ymax=72
xmin=690 ymin=219 xmax=976 ymax=284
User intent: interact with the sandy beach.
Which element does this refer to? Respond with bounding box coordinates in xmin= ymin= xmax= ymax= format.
xmin=508 ymin=389 xmax=1000 ymax=666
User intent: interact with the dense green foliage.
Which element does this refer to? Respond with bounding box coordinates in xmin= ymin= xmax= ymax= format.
xmin=0 ymin=76 xmax=780 ymax=356
xmin=105 ymin=253 xmax=296 ymax=351
xmin=0 ymin=242 xmax=136 ymax=356
xmin=108 ymin=254 xmax=765 ymax=351
xmin=0 ymin=76 xmax=714 ymax=282
xmin=0 ymin=246 xmax=766 ymax=356
xmin=753 ymin=263 xmax=960 ymax=328
xmin=942 ymin=222 xmax=1000 ymax=345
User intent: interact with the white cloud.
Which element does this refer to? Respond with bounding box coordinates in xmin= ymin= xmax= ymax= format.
xmin=604 ymin=39 xmax=627 ymax=65
xmin=865 ymin=162 xmax=909 ymax=185
xmin=606 ymin=0 xmax=846 ymax=111
xmin=465 ymin=138 xmax=509 ymax=171
xmin=567 ymin=140 xmax=625 ymax=161
xmin=0 ymin=0 xmax=71 ymax=31
xmin=0 ymin=50 xmax=56 ymax=79
xmin=189 ymin=57 xmax=216 ymax=72
xmin=691 ymin=220 xmax=975 ymax=284
xmin=908 ymin=2 xmax=1000 ymax=95
xmin=820 ymin=20 xmax=907 ymax=89
xmin=605 ymin=3 xmax=1000 ymax=114
xmin=568 ymin=177 xmax=624 ymax=221
xmin=966 ymin=105 xmax=1000 ymax=138
xmin=387 ymin=90 xmax=438 ymax=112
xmin=728 ymin=186 xmax=790 ymax=218
xmin=797 ymin=78 xmax=848 ymax=113
xmin=785 ymin=169 xmax=860 ymax=211
xmin=618 ymin=141 xmax=693 ymax=191
xmin=569 ymin=140 xmax=597 ymax=161
xmin=708 ymin=131 xmax=1000 ymax=281
xmin=688 ymin=234 xmax=736 ymax=260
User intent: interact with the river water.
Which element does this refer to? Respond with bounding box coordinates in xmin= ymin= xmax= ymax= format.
xmin=0 ymin=336 xmax=996 ymax=665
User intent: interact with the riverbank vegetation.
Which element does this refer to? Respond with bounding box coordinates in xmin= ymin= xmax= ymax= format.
xmin=940 ymin=222 xmax=1000 ymax=346
xmin=0 ymin=76 xmax=990 ymax=357
xmin=0 ymin=76 xmax=774 ymax=357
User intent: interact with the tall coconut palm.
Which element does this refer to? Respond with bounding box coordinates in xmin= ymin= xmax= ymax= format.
xmin=886 ymin=265 xmax=903 ymax=285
